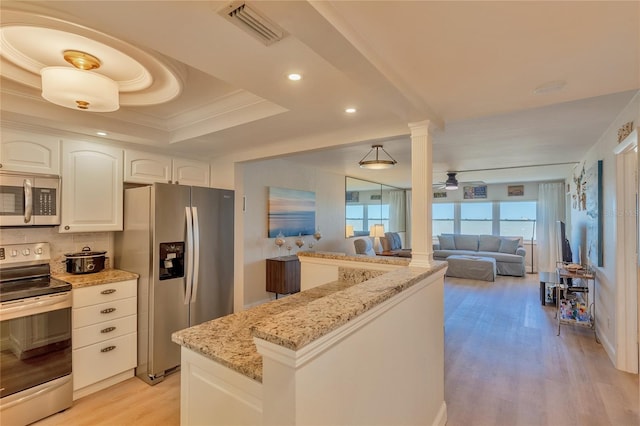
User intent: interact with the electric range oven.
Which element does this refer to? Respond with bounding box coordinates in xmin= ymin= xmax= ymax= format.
xmin=0 ymin=242 xmax=72 ymax=425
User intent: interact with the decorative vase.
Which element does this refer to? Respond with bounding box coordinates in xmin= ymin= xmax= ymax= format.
xmin=274 ymin=231 xmax=285 ymax=257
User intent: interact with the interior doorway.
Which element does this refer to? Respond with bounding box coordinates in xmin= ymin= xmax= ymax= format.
xmin=614 ymin=128 xmax=639 ymax=374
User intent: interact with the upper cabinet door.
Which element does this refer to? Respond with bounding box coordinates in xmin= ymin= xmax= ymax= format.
xmin=172 ymin=158 xmax=210 ymax=187
xmin=0 ymin=130 xmax=60 ymax=174
xmin=61 ymin=140 xmax=123 ymax=233
xmin=124 ymin=150 xmax=172 ymax=184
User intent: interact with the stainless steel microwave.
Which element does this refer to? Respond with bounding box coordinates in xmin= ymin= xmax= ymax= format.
xmin=0 ymin=172 xmax=60 ymax=226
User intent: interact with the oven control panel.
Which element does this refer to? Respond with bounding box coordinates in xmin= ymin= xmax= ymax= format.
xmin=0 ymin=242 xmax=50 ymax=267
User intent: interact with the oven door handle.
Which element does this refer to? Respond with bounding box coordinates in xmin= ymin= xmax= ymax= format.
xmin=0 ymin=292 xmax=71 ymax=321
xmin=24 ymin=178 xmax=33 ymax=224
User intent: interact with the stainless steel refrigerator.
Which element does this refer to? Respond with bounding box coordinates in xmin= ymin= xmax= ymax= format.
xmin=114 ymin=183 xmax=234 ymax=385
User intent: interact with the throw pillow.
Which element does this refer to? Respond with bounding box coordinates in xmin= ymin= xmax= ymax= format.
xmin=478 ymin=235 xmax=501 ymax=252
xmin=498 ymin=238 xmax=520 ymax=254
xmin=392 ymin=233 xmax=402 ymax=250
xmin=438 ymin=234 xmax=455 ymax=250
xmin=454 ymin=234 xmax=478 ymax=251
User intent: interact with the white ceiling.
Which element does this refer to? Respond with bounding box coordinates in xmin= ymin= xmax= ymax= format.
xmin=1 ymin=1 xmax=638 ymax=188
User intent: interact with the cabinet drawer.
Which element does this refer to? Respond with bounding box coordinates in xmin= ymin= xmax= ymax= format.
xmin=73 ymin=280 xmax=136 ymax=308
xmin=73 ymin=297 xmax=136 ymax=328
xmin=73 ymin=332 xmax=137 ymax=391
xmin=73 ymin=314 xmax=136 ymax=349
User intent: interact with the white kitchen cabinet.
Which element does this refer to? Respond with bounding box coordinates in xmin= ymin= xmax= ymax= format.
xmin=124 ymin=149 xmax=210 ymax=187
xmin=124 ymin=149 xmax=172 ymax=184
xmin=60 ymin=140 xmax=123 ymax=232
xmin=72 ymin=279 xmax=137 ymax=400
xmin=0 ymin=129 xmax=60 ymax=174
xmin=172 ymin=157 xmax=210 ymax=187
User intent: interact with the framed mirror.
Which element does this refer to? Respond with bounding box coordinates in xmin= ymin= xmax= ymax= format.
xmin=345 ymin=176 xmax=407 ymax=238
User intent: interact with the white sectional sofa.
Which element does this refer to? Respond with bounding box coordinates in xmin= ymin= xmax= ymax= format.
xmin=433 ymin=234 xmax=526 ymax=277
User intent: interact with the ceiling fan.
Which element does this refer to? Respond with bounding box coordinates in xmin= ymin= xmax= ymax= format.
xmin=432 ymin=162 xmax=579 ymax=191
xmin=433 ymin=172 xmax=485 ymax=191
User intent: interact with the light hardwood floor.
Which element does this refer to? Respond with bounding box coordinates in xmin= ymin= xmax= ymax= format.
xmin=34 ymin=274 xmax=638 ymax=425
xmin=444 ymin=274 xmax=639 ymax=426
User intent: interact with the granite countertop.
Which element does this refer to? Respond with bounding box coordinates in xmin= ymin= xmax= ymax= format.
xmin=298 ymin=250 xmax=411 ymax=266
xmin=172 ymin=262 xmax=446 ymax=383
xmin=52 ymin=268 xmax=139 ymax=289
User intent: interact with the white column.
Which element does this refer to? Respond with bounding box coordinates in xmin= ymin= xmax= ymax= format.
xmin=408 ymin=120 xmax=435 ymax=268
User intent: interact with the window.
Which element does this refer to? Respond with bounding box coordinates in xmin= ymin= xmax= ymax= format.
xmin=500 ymin=201 xmax=536 ymax=240
xmin=346 ymin=204 xmax=389 ymax=235
xmin=346 ymin=204 xmax=364 ymax=233
xmin=432 ymin=200 xmax=537 ymax=240
xmin=460 ymin=202 xmax=492 ymax=234
xmin=368 ymin=204 xmax=389 ymax=232
xmin=432 ymin=203 xmax=454 ymax=235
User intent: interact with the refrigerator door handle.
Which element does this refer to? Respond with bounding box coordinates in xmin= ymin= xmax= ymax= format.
xmin=191 ymin=206 xmax=200 ymax=303
xmin=184 ymin=206 xmax=194 ymax=305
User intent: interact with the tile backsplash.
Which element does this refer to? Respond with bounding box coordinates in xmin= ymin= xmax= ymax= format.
xmin=1 ymin=227 xmax=114 ymax=274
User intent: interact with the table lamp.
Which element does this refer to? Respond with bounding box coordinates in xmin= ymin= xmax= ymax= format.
xmin=345 ymin=225 xmax=355 ymax=238
xmin=369 ymin=224 xmax=385 ymax=253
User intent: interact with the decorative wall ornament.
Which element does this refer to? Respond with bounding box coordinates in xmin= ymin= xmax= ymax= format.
xmin=585 ymin=160 xmax=603 ymax=267
xmin=617 ymin=121 xmax=634 ymax=143
xmin=572 ymin=164 xmax=586 ymax=211
xmin=507 ymin=185 xmax=524 ymax=196
xmin=268 ymin=187 xmax=316 ymax=237
xmin=463 ymin=185 xmax=487 ymax=199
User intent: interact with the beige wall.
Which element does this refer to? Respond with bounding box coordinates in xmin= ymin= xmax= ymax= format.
xmin=238 ymin=158 xmax=346 ymax=308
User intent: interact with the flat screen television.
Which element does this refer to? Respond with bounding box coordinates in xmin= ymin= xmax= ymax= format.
xmin=556 ymin=220 xmax=573 ymax=263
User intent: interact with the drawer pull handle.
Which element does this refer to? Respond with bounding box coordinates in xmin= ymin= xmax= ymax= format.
xmin=101 ymin=326 xmax=116 ymax=333
xmin=100 ymin=307 xmax=116 ymax=314
xmin=101 ymin=345 xmax=116 ymax=353
xmin=101 ymin=289 xmax=116 ymax=295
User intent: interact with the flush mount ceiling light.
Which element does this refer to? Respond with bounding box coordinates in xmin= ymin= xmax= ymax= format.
xmin=345 ymin=107 xmax=357 ymax=114
xmin=288 ymin=73 xmax=301 ymax=81
xmin=40 ymin=50 xmax=119 ymax=112
xmin=358 ymin=144 xmax=397 ymax=169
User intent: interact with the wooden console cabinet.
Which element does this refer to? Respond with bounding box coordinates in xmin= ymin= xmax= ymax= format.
xmin=266 ymin=256 xmax=300 ymax=296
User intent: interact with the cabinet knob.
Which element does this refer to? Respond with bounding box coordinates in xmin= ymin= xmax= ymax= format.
xmin=100 ymin=345 xmax=116 ymax=353
xmin=100 ymin=307 xmax=116 ymax=314
xmin=64 ymin=225 xmax=70 ymax=230
xmin=101 ymin=288 xmax=116 ymax=295
xmin=101 ymin=326 xmax=116 ymax=333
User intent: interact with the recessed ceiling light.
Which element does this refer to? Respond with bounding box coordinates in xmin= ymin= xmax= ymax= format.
xmin=345 ymin=107 xmax=357 ymax=114
xmin=96 ymin=131 xmax=108 ymax=136
xmin=288 ymin=73 xmax=301 ymax=81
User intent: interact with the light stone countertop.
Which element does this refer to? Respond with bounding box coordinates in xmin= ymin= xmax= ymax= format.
xmin=52 ymin=268 xmax=139 ymax=289
xmin=172 ymin=261 xmax=447 ymax=383
xmin=298 ymin=250 xmax=411 ymax=266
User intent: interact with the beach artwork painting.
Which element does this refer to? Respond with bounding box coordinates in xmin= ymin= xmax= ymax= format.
xmin=268 ymin=187 xmax=316 ymax=237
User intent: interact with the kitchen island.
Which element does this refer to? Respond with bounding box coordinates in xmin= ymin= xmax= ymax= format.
xmin=172 ymin=258 xmax=448 ymax=426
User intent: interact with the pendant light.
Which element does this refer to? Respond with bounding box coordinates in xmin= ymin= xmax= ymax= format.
xmin=358 ymin=144 xmax=397 ymax=169
xmin=41 ymin=50 xmax=119 ymax=112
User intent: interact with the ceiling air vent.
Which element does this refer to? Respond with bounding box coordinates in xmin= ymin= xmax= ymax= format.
xmin=218 ymin=1 xmax=285 ymax=46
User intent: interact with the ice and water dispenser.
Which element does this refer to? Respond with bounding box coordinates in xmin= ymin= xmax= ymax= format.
xmin=159 ymin=242 xmax=185 ymax=280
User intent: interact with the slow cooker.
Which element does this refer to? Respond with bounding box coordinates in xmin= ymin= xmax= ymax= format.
xmin=64 ymin=246 xmax=107 ymax=274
